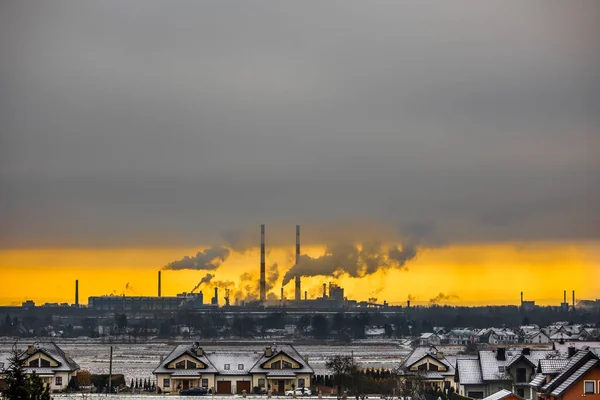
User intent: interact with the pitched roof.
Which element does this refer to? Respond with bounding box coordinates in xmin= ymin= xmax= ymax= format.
xmin=456 ymin=359 xmax=483 ymax=385
xmin=542 ymin=350 xmax=597 ymax=392
xmin=551 ymin=359 xmax=599 ymax=396
xmin=152 ymin=344 xmax=218 ymax=374
xmin=478 ymin=350 xmax=512 ymax=381
xmin=249 ymin=344 xmax=313 ymax=374
xmin=18 ymin=342 xmax=79 ymax=373
xmin=482 ymin=389 xmax=523 ymax=400
xmin=538 ymin=359 xmax=569 ymax=374
xmin=529 ymin=374 xmax=546 ymax=388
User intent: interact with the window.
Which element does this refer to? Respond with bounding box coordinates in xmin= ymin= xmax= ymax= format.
xmin=186 ymin=360 xmax=197 ymax=369
xmin=202 ymin=378 xmax=208 ymax=388
xmin=164 ymin=378 xmax=170 ymax=388
xmin=271 ymin=360 xmax=282 ymax=369
xmin=282 ymin=360 xmax=292 ymax=369
xmin=429 ymin=364 xmax=439 ymax=371
xmin=224 ymin=364 xmax=230 ymax=370
xmin=418 ymin=364 xmax=427 ymax=371
xmin=258 ymin=379 xmax=265 ymax=388
xmin=238 ymin=364 xmax=244 ymax=370
xmin=516 ymin=368 xmax=527 ymax=383
xmin=175 ymin=361 xmax=185 ymax=369
xmin=55 ymin=376 xmax=63 ymax=386
xmin=584 ymin=381 xmax=595 ymax=394
xmin=29 ymin=360 xmax=39 ymax=367
xmin=40 ymin=359 xmax=50 ymax=367
xmin=298 ymin=378 xmax=305 ymax=388
xmin=498 ymin=366 xmax=505 ymax=373
xmin=517 ymin=388 xmax=525 ymax=397
xmin=467 ymin=392 xmax=484 ymax=399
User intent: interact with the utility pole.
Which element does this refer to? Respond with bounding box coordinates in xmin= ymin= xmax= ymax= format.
xmin=108 ymin=346 xmax=113 ymax=394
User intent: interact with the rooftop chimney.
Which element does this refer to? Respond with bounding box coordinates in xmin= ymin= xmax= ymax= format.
xmin=567 ymin=346 xmax=576 ymax=358
xmin=265 ymin=346 xmax=272 ymax=357
xmin=75 ymin=280 xmax=79 ymax=307
xmin=496 ymin=347 xmax=506 ymax=361
xmin=260 ymin=224 xmax=266 ymax=301
xmin=27 ymin=345 xmax=35 ymax=355
xmin=158 ymin=271 xmax=162 ymax=297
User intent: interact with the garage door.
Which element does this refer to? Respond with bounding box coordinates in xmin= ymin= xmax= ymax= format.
xmin=236 ymin=381 xmax=251 ymax=394
xmin=216 ymin=381 xmax=232 ymax=394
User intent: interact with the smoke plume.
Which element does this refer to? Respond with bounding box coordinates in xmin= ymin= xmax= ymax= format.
xmin=190 ymin=273 xmax=214 ymax=293
xmin=429 ymin=292 xmax=459 ymax=305
xmin=281 ymin=241 xmax=417 ymax=286
xmin=163 ymin=246 xmax=230 ymax=271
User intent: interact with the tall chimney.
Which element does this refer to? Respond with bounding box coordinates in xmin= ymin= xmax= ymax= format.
xmin=281 ymin=287 xmax=284 ymax=301
xmin=158 ymin=271 xmax=162 ymax=297
xmin=564 ymin=290 xmax=566 ymax=303
xmin=572 ymin=290 xmax=575 ymax=308
xmin=520 ymin=291 xmax=523 ymax=304
xmin=75 ymin=280 xmax=79 ymax=306
xmin=260 ymin=224 xmax=266 ymax=301
xmin=305 ymin=291 xmax=307 ymax=300
xmin=323 ymin=283 xmax=327 ymax=298
xmin=214 ymin=287 xmax=219 ymax=305
xmin=295 ymin=225 xmax=301 ymax=301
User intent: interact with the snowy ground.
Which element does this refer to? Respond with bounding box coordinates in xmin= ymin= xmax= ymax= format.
xmin=0 ymin=340 xmax=412 ymax=382
xmin=52 ymin=395 xmax=345 ymax=400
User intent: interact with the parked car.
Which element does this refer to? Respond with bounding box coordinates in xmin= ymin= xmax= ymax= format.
xmin=180 ymin=387 xmax=208 ymax=396
xmin=286 ymin=388 xmax=312 ymax=396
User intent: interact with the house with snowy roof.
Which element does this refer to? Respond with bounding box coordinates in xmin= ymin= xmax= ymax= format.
xmin=523 ymin=331 xmax=550 ymax=344
xmin=398 ymin=346 xmax=461 ymax=391
xmin=420 ymin=333 xmax=442 ymax=346
xmin=531 ymin=349 xmax=600 ymax=400
xmin=153 ymin=343 xmax=313 ymax=395
xmin=478 ymin=328 xmax=519 ymax=345
xmin=454 ymin=347 xmax=558 ymax=400
xmin=0 ymin=342 xmax=79 ymax=392
xmin=448 ymin=329 xmax=479 ymax=345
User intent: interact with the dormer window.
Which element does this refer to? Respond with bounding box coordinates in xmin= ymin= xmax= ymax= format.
xmin=238 ymin=364 xmax=244 ymax=370
xmin=498 ymin=366 xmax=505 ymax=373
xmin=224 ymin=364 xmax=230 ymax=370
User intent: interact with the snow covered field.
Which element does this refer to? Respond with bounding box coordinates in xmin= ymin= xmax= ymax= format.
xmin=0 ymin=340 xmax=411 ymax=382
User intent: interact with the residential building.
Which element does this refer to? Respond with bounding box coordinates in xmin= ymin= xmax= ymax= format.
xmin=0 ymin=342 xmax=79 ymax=392
xmin=397 ymin=346 xmax=458 ymax=392
xmin=448 ymin=329 xmax=479 ymax=345
xmin=482 ymin=389 xmax=525 ymax=400
xmin=454 ymin=347 xmax=558 ymax=400
xmin=532 ymin=350 xmax=600 ymax=400
xmin=523 ymin=331 xmax=550 ymax=344
xmin=420 ymin=333 xmax=442 ymax=346
xmin=479 ymin=328 xmax=519 ymax=345
xmin=153 ymin=343 xmax=313 ymax=395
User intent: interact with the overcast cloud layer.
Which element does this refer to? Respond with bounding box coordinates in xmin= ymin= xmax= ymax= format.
xmin=0 ymin=1 xmax=599 ymax=248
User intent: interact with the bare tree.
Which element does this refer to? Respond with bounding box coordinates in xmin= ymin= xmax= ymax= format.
xmin=325 ymin=355 xmax=364 ymax=400
xmin=393 ymin=365 xmax=428 ymax=400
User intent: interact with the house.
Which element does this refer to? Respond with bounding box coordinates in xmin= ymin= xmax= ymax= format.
xmin=0 ymin=342 xmax=79 ymax=392
xmin=454 ymin=347 xmax=558 ymax=400
xmin=397 ymin=346 xmax=458 ymax=392
xmin=533 ymin=350 xmax=600 ymax=400
xmin=448 ymin=329 xmax=479 ymax=345
xmin=153 ymin=343 xmax=313 ymax=395
xmin=523 ymin=331 xmax=550 ymax=344
xmin=482 ymin=389 xmax=525 ymax=400
xmin=479 ymin=328 xmax=519 ymax=345
xmin=420 ymin=333 xmax=442 ymax=346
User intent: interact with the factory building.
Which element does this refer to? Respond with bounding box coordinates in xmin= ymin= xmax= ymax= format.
xmin=88 ymin=292 xmax=204 ymax=311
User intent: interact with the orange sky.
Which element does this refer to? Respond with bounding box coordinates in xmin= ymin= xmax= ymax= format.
xmin=0 ymin=241 xmax=598 ymax=307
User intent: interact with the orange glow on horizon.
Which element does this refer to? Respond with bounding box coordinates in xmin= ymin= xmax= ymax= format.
xmin=0 ymin=241 xmax=598 ymax=307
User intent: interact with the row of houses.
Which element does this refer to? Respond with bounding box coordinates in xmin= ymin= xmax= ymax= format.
xmin=399 ymin=345 xmax=600 ymax=400
xmin=420 ymin=324 xmax=600 ymax=347
xmin=0 ymin=342 xmax=313 ymax=395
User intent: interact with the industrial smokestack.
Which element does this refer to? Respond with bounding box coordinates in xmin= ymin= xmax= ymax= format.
xmin=295 ymin=225 xmax=301 ymax=301
xmin=520 ymin=291 xmax=523 ymax=304
xmin=281 ymin=287 xmax=284 ymax=301
xmin=158 ymin=271 xmax=162 ymax=297
xmin=213 ymin=287 xmax=219 ymax=305
xmin=75 ymin=280 xmax=79 ymax=307
xmin=304 ymin=291 xmax=307 ymax=300
xmin=572 ymin=290 xmax=575 ymax=308
xmin=260 ymin=224 xmax=266 ymax=301
xmin=323 ymin=283 xmax=327 ymax=299
xmin=564 ymin=290 xmax=566 ymax=303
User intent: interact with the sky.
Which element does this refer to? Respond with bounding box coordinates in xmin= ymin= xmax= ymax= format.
xmin=0 ymin=1 xmax=599 ymax=306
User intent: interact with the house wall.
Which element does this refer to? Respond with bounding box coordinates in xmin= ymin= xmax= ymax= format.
xmin=459 ymin=384 xmax=487 ymax=398
xmin=49 ymin=371 xmax=73 ymax=391
xmin=251 ymin=373 xmax=311 ymax=391
xmin=215 ymin=375 xmax=253 ymax=394
xmin=561 ymin=366 xmax=600 ymax=400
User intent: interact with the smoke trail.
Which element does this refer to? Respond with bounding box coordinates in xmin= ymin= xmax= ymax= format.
xmin=281 ymin=241 xmax=418 ymax=286
xmin=163 ymin=246 xmax=230 ymax=271
xmin=190 ymin=273 xmax=214 ymax=293
xmin=429 ymin=292 xmax=459 ymax=305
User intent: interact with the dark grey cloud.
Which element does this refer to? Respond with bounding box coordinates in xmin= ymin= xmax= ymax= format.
xmin=0 ymin=1 xmax=599 ymax=249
